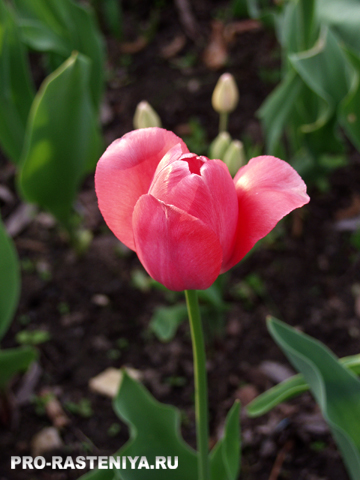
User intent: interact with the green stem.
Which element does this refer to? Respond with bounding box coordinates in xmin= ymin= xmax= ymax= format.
xmin=219 ymin=112 xmax=228 ymax=133
xmin=185 ymin=290 xmax=209 ymax=480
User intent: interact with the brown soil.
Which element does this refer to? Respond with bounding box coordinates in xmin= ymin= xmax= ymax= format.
xmin=1 ymin=1 xmax=360 ymax=479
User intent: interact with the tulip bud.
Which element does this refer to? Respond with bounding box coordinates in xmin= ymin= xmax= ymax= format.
xmin=211 ymin=73 xmax=239 ymax=114
xmin=209 ymin=132 xmax=231 ymax=160
xmin=133 ymin=101 xmax=162 ymax=129
xmin=223 ymin=140 xmax=246 ymax=177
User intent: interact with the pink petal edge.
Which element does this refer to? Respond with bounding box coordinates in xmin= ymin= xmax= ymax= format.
xmin=95 ymin=128 xmax=188 ymax=250
xmin=222 ymin=155 xmax=310 ymax=272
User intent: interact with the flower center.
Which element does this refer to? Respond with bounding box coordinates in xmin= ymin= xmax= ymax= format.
xmin=181 ymin=153 xmax=206 ymax=175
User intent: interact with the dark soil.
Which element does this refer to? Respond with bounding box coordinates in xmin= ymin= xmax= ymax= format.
xmin=1 ymin=2 xmax=360 ymax=480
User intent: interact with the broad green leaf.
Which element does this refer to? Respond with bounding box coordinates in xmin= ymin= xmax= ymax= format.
xmin=258 ymin=69 xmax=302 ymax=155
xmin=11 ymin=0 xmax=104 ymax=109
xmin=79 ymin=371 xmax=198 ymax=480
xmin=80 ymin=373 xmax=240 ymax=480
xmin=0 ymin=217 xmax=20 ymax=341
xmin=289 ymin=27 xmax=351 ymax=124
xmin=280 ymin=0 xmax=319 ymax=53
xmin=247 ymin=353 xmax=360 ymax=417
xmin=18 ymin=19 xmax=70 ymax=56
xmin=0 ymin=346 xmax=38 ymax=391
xmin=210 ymin=401 xmax=241 ymax=480
xmin=0 ymin=1 xmax=34 ymax=163
xmin=19 ymin=52 xmax=102 ymax=226
xmin=317 ymin=0 xmax=360 ymax=54
xmin=149 ymin=305 xmax=188 ymax=342
xmin=112 ymin=371 xmax=198 ymax=480
xmin=267 ymin=317 xmax=360 ymax=480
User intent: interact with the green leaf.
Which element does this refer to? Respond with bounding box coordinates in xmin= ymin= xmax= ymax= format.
xmin=0 ymin=1 xmax=34 ymax=163
xmin=112 ymin=371 xmax=198 ymax=480
xmin=149 ymin=305 xmax=188 ymax=342
xmin=339 ymin=50 xmax=360 ymax=152
xmin=79 ymin=371 xmax=198 ymax=480
xmin=266 ymin=317 xmax=360 ymax=480
xmin=210 ymin=401 xmax=241 ymax=480
xmin=79 ymin=374 xmax=241 ymax=480
xmin=11 ymin=0 xmax=104 ymax=110
xmin=317 ymin=0 xmax=360 ymax=53
xmin=19 ymin=52 xmax=102 ymax=226
xmin=18 ymin=18 xmax=70 ymax=56
xmin=0 ymin=346 xmax=38 ymax=391
xmin=247 ymin=353 xmax=360 ymax=417
xmin=0 ymin=217 xmax=20 ymax=341
xmin=258 ymin=69 xmax=303 ymax=154
xmin=289 ymin=26 xmax=351 ymax=132
xmin=246 ymin=374 xmax=307 ymax=417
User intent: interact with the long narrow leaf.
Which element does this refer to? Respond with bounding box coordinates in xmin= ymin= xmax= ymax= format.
xmin=247 ymin=354 xmax=360 ymax=417
xmin=0 ymin=1 xmax=34 ymax=163
xmin=0 ymin=217 xmax=20 ymax=341
xmin=210 ymin=401 xmax=241 ymax=480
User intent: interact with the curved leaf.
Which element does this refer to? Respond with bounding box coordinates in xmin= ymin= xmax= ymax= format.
xmin=267 ymin=317 xmax=360 ymax=480
xmin=210 ymin=401 xmax=241 ymax=480
xmin=289 ymin=26 xmax=351 ymax=134
xmin=317 ymin=0 xmax=360 ymax=53
xmin=79 ymin=370 xmax=197 ymax=480
xmin=112 ymin=371 xmax=198 ymax=480
xmin=247 ymin=353 xmax=360 ymax=417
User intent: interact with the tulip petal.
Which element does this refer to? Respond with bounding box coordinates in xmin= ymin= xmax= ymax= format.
xmin=133 ymin=194 xmax=223 ymax=291
xmin=223 ymin=156 xmax=310 ymax=272
xmin=200 ymin=159 xmax=238 ymax=267
xmin=95 ymin=128 xmax=188 ymax=250
xmin=149 ymin=158 xmax=214 ymax=230
xmin=149 ymin=157 xmax=238 ymax=267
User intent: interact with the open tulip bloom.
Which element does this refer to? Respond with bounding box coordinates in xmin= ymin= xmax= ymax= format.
xmin=95 ymin=127 xmax=309 ymax=479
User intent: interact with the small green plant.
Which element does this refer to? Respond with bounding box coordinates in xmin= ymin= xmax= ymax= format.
xmin=57 ymin=302 xmax=70 ymax=315
xmin=32 ymin=392 xmax=55 ymax=416
xmin=65 ymin=398 xmax=94 ymax=418
xmin=16 ymin=329 xmax=51 ymax=346
xmin=107 ymin=423 xmax=121 ymax=437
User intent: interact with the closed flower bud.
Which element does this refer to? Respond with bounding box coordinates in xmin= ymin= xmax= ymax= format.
xmin=209 ymin=132 xmax=231 ymax=160
xmin=133 ymin=101 xmax=161 ymax=129
xmin=211 ymin=73 xmax=239 ymax=114
xmin=223 ymin=140 xmax=246 ymax=177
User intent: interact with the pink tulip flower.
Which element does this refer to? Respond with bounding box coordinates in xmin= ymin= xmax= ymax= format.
xmin=95 ymin=128 xmax=309 ymax=291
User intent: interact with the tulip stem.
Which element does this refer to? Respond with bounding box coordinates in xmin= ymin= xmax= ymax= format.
xmin=219 ymin=112 xmax=228 ymax=133
xmin=185 ymin=289 xmax=209 ymax=480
